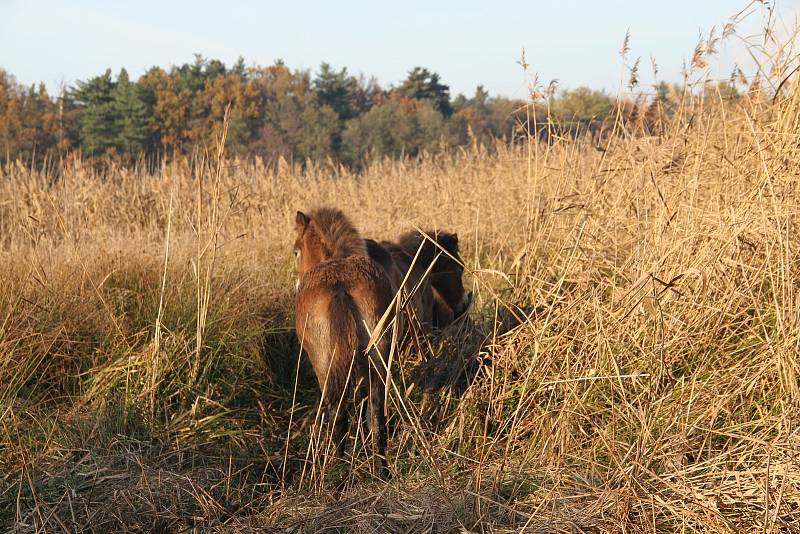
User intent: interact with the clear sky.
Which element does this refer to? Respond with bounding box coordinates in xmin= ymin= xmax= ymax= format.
xmin=1 ymin=1 xmax=797 ymax=98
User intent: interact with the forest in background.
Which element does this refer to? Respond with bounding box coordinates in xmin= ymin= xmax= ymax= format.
xmin=0 ymin=55 xmax=745 ymax=170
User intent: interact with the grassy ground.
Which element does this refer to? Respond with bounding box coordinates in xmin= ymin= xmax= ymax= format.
xmin=2 ymin=72 xmax=800 ymax=531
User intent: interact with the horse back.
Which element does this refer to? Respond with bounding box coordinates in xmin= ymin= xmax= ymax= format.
xmin=388 ymin=248 xmax=434 ymax=326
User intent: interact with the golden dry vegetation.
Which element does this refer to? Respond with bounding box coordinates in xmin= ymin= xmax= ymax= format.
xmin=3 ymin=24 xmax=800 ymax=534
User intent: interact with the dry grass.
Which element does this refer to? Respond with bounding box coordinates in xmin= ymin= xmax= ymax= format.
xmin=4 ymin=27 xmax=800 ymax=534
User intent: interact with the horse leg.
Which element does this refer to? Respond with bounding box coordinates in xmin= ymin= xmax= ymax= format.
xmin=326 ymin=397 xmax=349 ymax=468
xmin=328 ymin=402 xmax=351 ymax=494
xmin=367 ymin=364 xmax=390 ymax=479
xmin=354 ymin=375 xmax=370 ymax=452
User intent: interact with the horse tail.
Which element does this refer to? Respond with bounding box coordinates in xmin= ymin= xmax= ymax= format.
xmin=324 ymin=282 xmax=361 ymax=406
xmin=327 ymin=276 xmax=392 ymax=479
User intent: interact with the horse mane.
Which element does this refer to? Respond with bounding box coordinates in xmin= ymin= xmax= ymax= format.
xmin=308 ymin=207 xmax=367 ymax=258
xmin=397 ymin=230 xmax=459 ymax=266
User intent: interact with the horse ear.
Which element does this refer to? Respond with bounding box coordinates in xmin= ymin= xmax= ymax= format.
xmin=452 ymin=233 xmax=459 ymax=246
xmin=296 ymin=211 xmax=310 ymax=231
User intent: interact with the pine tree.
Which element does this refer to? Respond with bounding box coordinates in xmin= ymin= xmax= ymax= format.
xmin=70 ymin=69 xmax=119 ymax=156
xmin=397 ymin=67 xmax=453 ymax=116
xmin=113 ymin=68 xmax=149 ymax=158
xmin=313 ymin=63 xmax=360 ymax=121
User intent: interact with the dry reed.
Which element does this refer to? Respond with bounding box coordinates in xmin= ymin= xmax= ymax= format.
xmin=2 ymin=8 xmax=800 ymax=532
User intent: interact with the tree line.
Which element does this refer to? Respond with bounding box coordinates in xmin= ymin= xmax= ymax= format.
xmin=0 ymin=55 xmax=744 ymax=170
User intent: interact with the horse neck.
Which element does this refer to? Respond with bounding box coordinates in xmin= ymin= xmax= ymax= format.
xmin=401 ymin=236 xmax=437 ymax=269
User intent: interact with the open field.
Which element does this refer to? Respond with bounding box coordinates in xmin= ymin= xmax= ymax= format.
xmin=2 ymin=83 xmax=800 ymax=532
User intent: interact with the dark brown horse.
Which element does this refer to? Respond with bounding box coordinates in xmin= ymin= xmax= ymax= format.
xmin=294 ymin=207 xmax=394 ymax=479
xmin=365 ymin=238 xmax=434 ymax=332
xmin=381 ymin=229 xmax=471 ymax=329
xmin=397 ymin=230 xmax=471 ymax=327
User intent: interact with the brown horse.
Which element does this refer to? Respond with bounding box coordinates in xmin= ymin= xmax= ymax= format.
xmin=294 ymin=207 xmax=394 ymax=479
xmin=377 ymin=229 xmax=471 ymax=329
xmin=365 ymin=238 xmax=434 ymax=332
xmin=397 ymin=230 xmax=471 ymax=327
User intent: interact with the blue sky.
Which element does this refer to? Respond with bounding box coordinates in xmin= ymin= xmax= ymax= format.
xmin=1 ymin=1 xmax=796 ymax=98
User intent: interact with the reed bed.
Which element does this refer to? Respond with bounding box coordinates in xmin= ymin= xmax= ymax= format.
xmin=2 ymin=33 xmax=800 ymax=534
